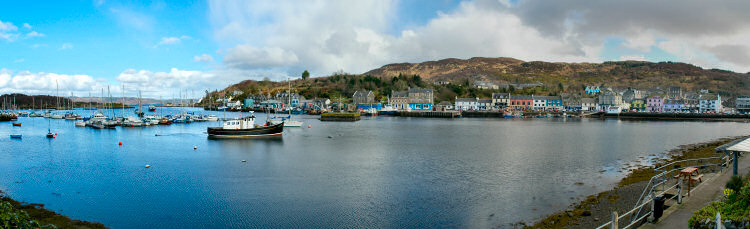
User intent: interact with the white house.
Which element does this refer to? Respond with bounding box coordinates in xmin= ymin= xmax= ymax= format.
xmin=532 ymin=96 xmax=546 ymax=110
xmin=455 ymin=97 xmax=479 ymax=111
xmin=699 ymin=94 xmax=722 ymax=113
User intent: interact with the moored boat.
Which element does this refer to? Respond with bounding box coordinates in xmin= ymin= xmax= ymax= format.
xmin=12 ymin=122 xmax=21 ymax=127
xmin=10 ymin=134 xmax=22 ymax=139
xmin=207 ymin=115 xmax=283 ymax=138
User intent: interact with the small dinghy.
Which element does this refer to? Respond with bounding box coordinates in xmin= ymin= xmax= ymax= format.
xmin=12 ymin=123 xmax=21 ymax=127
xmin=10 ymin=134 xmax=22 ymax=139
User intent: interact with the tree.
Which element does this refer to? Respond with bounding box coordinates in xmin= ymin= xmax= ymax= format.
xmin=302 ymin=70 xmax=310 ymax=80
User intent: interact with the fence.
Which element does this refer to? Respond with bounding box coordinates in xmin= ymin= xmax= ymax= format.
xmin=595 ymin=155 xmax=733 ymax=229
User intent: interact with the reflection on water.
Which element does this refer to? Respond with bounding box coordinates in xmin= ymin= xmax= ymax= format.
xmin=1 ymin=107 xmax=749 ymax=228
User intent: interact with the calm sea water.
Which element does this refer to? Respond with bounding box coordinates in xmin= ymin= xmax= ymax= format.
xmin=1 ymin=107 xmax=748 ymax=228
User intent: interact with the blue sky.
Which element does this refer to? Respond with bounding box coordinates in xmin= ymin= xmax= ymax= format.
xmin=1 ymin=0 xmax=748 ymax=97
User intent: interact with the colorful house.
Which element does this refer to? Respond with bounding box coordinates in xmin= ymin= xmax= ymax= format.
xmin=699 ymin=94 xmax=722 ymax=113
xmin=510 ymin=95 xmax=533 ymax=110
xmin=455 ymin=97 xmax=479 ymax=111
xmin=630 ymin=99 xmax=646 ymax=111
xmin=407 ymin=88 xmax=434 ymax=110
xmin=646 ymin=96 xmax=664 ymax=112
xmin=545 ymin=96 xmax=563 ymax=111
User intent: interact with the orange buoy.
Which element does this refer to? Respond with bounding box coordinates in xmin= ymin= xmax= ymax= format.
xmin=308 ymin=125 xmax=311 ymax=128
xmin=118 ymin=141 xmax=122 ymax=146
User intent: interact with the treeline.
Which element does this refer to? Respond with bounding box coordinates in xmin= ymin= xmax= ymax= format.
xmin=1 ymin=93 xmax=72 ymax=109
xmin=205 ymin=72 xmax=564 ymax=105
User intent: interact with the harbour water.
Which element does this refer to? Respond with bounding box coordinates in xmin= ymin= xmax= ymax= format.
xmin=1 ymin=107 xmax=749 ymax=228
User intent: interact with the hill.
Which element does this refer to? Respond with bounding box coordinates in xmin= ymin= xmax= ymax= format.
xmin=205 ymin=57 xmax=750 ymax=104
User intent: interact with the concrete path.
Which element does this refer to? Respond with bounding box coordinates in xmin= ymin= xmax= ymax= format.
xmin=640 ymin=154 xmax=749 ymax=228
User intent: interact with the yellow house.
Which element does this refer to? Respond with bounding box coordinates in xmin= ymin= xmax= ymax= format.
xmin=631 ymin=99 xmax=646 ymax=111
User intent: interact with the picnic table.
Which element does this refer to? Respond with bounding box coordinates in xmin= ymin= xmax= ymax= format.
xmin=675 ymin=167 xmax=702 ymax=196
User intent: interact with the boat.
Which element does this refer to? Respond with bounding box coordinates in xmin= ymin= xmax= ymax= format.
xmin=75 ymin=120 xmax=86 ymax=127
xmin=12 ymin=122 xmax=21 ymax=127
xmin=10 ymin=134 xmax=22 ymax=139
xmin=207 ymin=115 xmax=283 ymax=138
xmin=606 ymin=106 xmax=622 ymax=114
xmin=148 ymin=106 xmax=157 ymax=112
xmin=121 ymin=116 xmax=144 ymax=127
xmin=206 ymin=115 xmax=219 ymax=121
xmin=51 ymin=113 xmax=64 ymax=119
xmin=270 ymin=115 xmax=303 ymax=127
xmin=159 ymin=117 xmax=173 ymax=125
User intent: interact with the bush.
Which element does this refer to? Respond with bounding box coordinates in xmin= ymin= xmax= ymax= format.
xmin=726 ymin=175 xmax=744 ymax=192
xmin=0 ymin=201 xmax=43 ymax=228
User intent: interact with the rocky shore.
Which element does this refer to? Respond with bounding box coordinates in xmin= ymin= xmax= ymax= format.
xmin=523 ymin=136 xmax=744 ymax=229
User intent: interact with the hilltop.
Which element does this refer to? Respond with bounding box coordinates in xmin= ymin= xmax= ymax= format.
xmin=205 ymin=57 xmax=750 ymax=103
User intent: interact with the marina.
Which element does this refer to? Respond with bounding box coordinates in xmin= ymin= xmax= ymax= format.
xmin=2 ymin=107 xmax=750 ymax=227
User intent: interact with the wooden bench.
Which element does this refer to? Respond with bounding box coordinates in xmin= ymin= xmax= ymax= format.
xmin=691 ymin=174 xmax=703 ymax=183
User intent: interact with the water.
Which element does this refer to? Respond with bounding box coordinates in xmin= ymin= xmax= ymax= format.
xmin=1 ymin=107 xmax=749 ymax=228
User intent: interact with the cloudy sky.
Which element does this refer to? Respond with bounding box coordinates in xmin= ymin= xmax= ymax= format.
xmin=1 ymin=0 xmax=749 ymax=98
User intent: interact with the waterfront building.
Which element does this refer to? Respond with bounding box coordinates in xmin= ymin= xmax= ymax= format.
xmin=699 ymin=94 xmax=722 ymax=113
xmin=491 ymin=93 xmax=510 ymax=109
xmin=646 ymin=95 xmax=664 ymax=112
xmin=455 ymin=97 xmax=479 ymax=111
xmin=260 ymin=99 xmax=283 ymax=109
xmin=630 ymin=99 xmax=646 ymax=111
xmin=598 ymin=91 xmax=623 ymax=110
xmin=663 ymin=99 xmax=684 ymax=113
xmin=435 ymin=101 xmax=453 ymax=111
xmin=390 ymin=91 xmax=409 ymax=110
xmin=585 ymin=86 xmax=600 ymax=95
xmin=562 ymin=94 xmax=582 ymax=111
xmin=622 ymin=88 xmax=644 ymax=103
xmin=243 ymin=98 xmax=255 ymax=108
xmin=581 ymin=98 xmax=598 ymax=111
xmin=510 ymin=95 xmax=533 ymax=110
xmin=545 ymin=96 xmax=563 ymax=111
xmin=532 ymin=96 xmax=546 ymax=110
xmin=274 ymin=92 xmax=305 ymax=108
xmin=299 ymin=99 xmax=314 ymax=109
xmin=668 ymin=86 xmax=683 ymax=99
xmin=353 ymin=90 xmax=375 ymax=108
xmin=737 ymin=96 xmax=750 ymax=114
xmin=478 ymin=99 xmax=493 ymax=110
xmin=407 ymin=88 xmax=434 ymax=110
xmin=313 ymin=98 xmax=331 ymax=110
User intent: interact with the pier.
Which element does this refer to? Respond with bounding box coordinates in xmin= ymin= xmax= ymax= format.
xmin=395 ymin=111 xmax=460 ymax=118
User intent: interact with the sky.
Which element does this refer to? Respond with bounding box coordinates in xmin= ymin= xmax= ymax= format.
xmin=1 ymin=0 xmax=749 ymax=98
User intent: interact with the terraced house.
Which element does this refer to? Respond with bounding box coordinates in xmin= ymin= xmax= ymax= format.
xmin=390 ymin=88 xmax=434 ymax=110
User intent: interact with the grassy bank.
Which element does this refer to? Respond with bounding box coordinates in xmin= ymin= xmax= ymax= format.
xmin=1 ymin=192 xmax=106 ymax=229
xmin=526 ymin=136 xmax=744 ymax=228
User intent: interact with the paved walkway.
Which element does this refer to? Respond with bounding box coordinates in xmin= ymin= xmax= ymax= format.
xmin=640 ymin=154 xmax=749 ymax=228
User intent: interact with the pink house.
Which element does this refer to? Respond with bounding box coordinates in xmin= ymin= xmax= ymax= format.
xmin=646 ymin=96 xmax=664 ymax=112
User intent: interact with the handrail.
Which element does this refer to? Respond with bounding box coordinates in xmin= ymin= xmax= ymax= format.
xmin=595 ymin=155 xmax=731 ymax=229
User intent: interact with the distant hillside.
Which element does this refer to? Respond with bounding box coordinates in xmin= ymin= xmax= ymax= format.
xmin=206 ymin=57 xmax=750 ymax=104
xmin=364 ymin=57 xmax=750 ymax=95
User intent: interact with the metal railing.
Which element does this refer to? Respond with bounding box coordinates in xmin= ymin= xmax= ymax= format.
xmin=595 ymin=154 xmax=733 ymax=229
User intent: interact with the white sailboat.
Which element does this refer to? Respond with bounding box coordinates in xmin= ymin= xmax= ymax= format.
xmin=270 ymin=79 xmax=303 ymax=127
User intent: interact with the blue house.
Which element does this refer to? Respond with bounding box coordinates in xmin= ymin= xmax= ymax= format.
xmin=407 ymin=88 xmax=434 ymax=110
xmin=244 ymin=98 xmax=255 ymax=108
xmin=357 ymin=103 xmax=383 ymax=110
xmin=545 ymin=96 xmax=563 ymax=110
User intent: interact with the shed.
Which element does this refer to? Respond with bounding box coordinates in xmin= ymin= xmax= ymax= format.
xmin=715 ymin=136 xmax=750 ymax=175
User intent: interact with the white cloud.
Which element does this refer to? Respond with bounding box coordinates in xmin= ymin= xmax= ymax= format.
xmin=22 ymin=23 xmax=31 ymax=29
xmin=153 ymin=35 xmax=191 ymax=48
xmin=60 ymin=43 xmax=73 ymax=50
xmin=0 ymin=20 xmax=17 ymax=31
xmin=0 ymin=69 xmax=105 ymax=95
xmin=0 ymin=19 xmax=19 ymax=41
xmin=193 ymin=54 xmax=214 ymax=63
xmin=223 ymin=45 xmax=299 ymax=69
xmin=26 ymin=31 xmax=44 ymax=38
xmin=208 ymin=0 xmax=600 ymax=77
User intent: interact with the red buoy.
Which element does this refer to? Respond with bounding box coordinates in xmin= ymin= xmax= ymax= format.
xmin=118 ymin=141 xmax=122 ymax=146
xmin=308 ymin=125 xmax=311 ymax=128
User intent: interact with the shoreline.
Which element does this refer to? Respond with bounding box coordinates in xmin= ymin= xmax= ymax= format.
xmin=0 ymin=191 xmax=106 ymax=228
xmin=524 ymin=136 xmax=745 ymax=228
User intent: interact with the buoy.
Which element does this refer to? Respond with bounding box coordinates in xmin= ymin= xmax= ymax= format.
xmin=193 ymin=146 xmax=197 ymax=150
xmin=145 ymin=164 xmax=151 ymax=168
xmin=52 ymin=136 xmax=56 ymax=139
xmin=118 ymin=141 xmax=122 ymax=146
xmin=55 ymin=133 xmax=57 ymax=135
xmin=308 ymin=125 xmax=311 ymax=128
xmin=241 ymin=160 xmax=246 ymax=162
